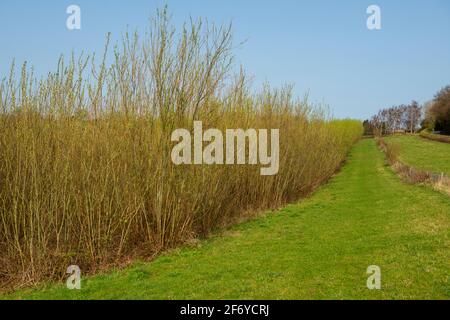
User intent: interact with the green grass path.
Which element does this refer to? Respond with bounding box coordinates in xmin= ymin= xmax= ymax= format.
xmin=5 ymin=139 xmax=450 ymax=299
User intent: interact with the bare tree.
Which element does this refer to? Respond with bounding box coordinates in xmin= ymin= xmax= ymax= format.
xmin=404 ymin=101 xmax=422 ymax=133
xmin=370 ymin=103 xmax=422 ymax=135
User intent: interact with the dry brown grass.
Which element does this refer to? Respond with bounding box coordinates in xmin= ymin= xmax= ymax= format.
xmin=0 ymin=9 xmax=362 ymax=289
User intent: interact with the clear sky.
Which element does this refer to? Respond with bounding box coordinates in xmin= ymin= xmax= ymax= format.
xmin=0 ymin=0 xmax=449 ymax=119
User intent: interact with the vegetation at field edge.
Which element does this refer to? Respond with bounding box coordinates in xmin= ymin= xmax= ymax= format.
xmin=0 ymin=9 xmax=362 ymax=288
xmin=4 ymin=139 xmax=449 ymax=300
xmin=384 ymin=135 xmax=450 ymax=175
xmin=420 ymin=130 xmax=450 ymax=144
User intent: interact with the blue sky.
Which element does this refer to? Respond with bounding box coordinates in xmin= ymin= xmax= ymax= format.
xmin=0 ymin=0 xmax=449 ymax=119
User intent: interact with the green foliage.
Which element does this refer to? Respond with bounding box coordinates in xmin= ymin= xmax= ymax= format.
xmin=431 ymin=86 xmax=450 ymax=134
xmin=421 ymin=86 xmax=450 ymax=134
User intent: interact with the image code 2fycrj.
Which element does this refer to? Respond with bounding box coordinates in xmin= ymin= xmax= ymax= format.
xmin=0 ymin=0 xmax=449 ymax=309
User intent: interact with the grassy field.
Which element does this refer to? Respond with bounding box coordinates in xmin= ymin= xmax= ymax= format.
xmin=4 ymin=139 xmax=450 ymax=300
xmin=385 ymin=135 xmax=450 ymax=175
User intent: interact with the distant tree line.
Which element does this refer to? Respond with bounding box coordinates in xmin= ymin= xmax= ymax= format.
xmin=364 ymin=85 xmax=450 ymax=136
xmin=364 ymin=101 xmax=421 ymax=136
xmin=422 ymin=86 xmax=450 ymax=135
